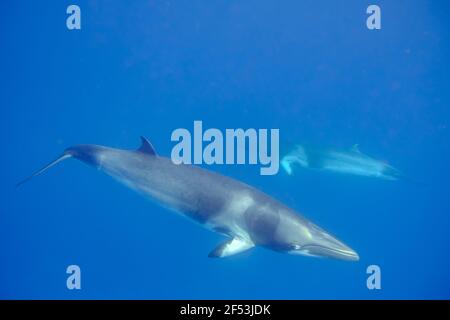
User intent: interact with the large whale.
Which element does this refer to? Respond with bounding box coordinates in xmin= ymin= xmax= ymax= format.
xmin=281 ymin=144 xmax=401 ymax=180
xmin=18 ymin=137 xmax=359 ymax=261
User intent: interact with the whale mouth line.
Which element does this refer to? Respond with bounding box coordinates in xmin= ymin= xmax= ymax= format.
xmin=301 ymin=244 xmax=360 ymax=261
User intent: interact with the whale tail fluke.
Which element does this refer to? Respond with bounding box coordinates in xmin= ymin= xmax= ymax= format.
xmin=16 ymin=152 xmax=73 ymax=187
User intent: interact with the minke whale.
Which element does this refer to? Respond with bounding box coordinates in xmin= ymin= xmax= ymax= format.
xmin=281 ymin=144 xmax=401 ymax=180
xmin=18 ymin=137 xmax=359 ymax=261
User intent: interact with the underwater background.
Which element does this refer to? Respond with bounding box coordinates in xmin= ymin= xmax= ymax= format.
xmin=1 ymin=0 xmax=449 ymax=299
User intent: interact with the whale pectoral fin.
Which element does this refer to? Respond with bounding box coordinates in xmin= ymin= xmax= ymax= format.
xmin=208 ymin=238 xmax=254 ymax=258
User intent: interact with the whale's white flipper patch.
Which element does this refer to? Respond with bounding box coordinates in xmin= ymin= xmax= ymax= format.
xmin=208 ymin=238 xmax=254 ymax=258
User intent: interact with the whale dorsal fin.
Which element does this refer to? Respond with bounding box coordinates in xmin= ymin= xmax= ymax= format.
xmin=208 ymin=238 xmax=254 ymax=258
xmin=137 ymin=136 xmax=157 ymax=156
xmin=351 ymin=144 xmax=361 ymax=153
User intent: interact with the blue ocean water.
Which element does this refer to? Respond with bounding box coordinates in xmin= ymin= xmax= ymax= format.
xmin=1 ymin=0 xmax=449 ymax=299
